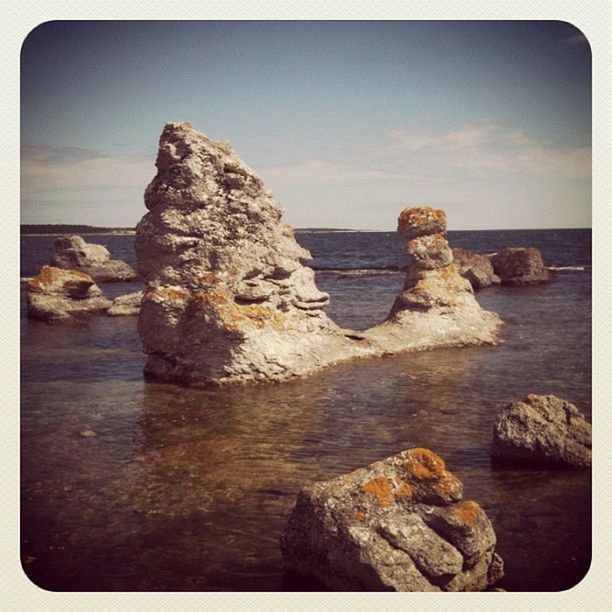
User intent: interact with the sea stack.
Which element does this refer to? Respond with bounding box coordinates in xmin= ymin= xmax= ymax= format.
xmin=135 ymin=122 xmax=374 ymax=385
xmin=136 ymin=123 xmax=502 ymax=386
xmin=365 ymin=206 xmax=502 ymax=349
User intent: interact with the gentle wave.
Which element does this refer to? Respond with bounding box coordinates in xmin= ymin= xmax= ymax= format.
xmin=313 ymin=267 xmax=404 ymax=277
xmin=547 ymin=265 xmax=588 ymax=272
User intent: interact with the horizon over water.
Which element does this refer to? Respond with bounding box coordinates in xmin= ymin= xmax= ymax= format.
xmin=20 ymin=228 xmax=591 ymax=592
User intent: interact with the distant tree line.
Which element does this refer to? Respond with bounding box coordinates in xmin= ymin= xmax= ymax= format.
xmin=21 ymin=224 xmax=134 ymax=234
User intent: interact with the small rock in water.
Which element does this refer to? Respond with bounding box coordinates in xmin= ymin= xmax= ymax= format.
xmin=51 ymin=235 xmax=138 ymax=282
xmin=281 ymin=447 xmax=504 ymax=591
xmin=491 ymin=394 xmax=591 ymax=468
xmin=79 ymin=428 xmax=97 ymax=438
xmin=489 ymin=247 xmax=552 ymax=285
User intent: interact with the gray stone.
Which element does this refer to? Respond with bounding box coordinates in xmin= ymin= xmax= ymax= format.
xmin=107 ymin=291 xmax=143 ymax=316
xmin=26 ymin=266 xmax=112 ymax=321
xmin=51 ymin=235 xmax=138 ymax=282
xmin=135 ymin=123 xmax=502 ymax=386
xmin=489 ymin=247 xmax=552 ymax=285
xmin=492 ymin=394 xmax=591 ymax=468
xmin=281 ymin=448 xmax=503 ymax=591
xmin=452 ymin=247 xmax=501 ymax=290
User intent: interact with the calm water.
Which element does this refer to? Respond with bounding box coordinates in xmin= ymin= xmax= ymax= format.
xmin=20 ymin=229 xmax=591 ymax=591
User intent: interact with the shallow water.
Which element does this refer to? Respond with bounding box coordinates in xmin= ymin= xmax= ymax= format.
xmin=20 ymin=230 xmax=591 ymax=591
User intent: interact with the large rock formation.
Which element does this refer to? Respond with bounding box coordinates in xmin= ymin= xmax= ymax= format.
xmin=135 ymin=122 xmax=502 ymax=386
xmin=452 ymin=247 xmax=501 ymax=291
xmin=51 ymin=235 xmax=138 ymax=282
xmin=281 ymin=448 xmax=504 ymax=591
xmin=489 ymin=247 xmax=552 ymax=285
xmin=492 ymin=394 xmax=591 ymax=468
xmin=26 ymin=266 xmax=112 ymax=321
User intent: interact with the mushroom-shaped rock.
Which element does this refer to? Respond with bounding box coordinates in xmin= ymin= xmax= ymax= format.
xmin=26 ymin=266 xmax=112 ymax=321
xmin=51 ymin=235 xmax=138 ymax=282
xmin=489 ymin=247 xmax=552 ymax=285
xmin=365 ymin=206 xmax=502 ymax=349
xmin=281 ymin=448 xmax=504 ymax=591
xmin=492 ymin=394 xmax=591 ymax=468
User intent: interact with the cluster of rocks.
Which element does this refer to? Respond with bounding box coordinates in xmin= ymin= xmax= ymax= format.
xmin=492 ymin=394 xmax=591 ymax=468
xmin=135 ymin=122 xmax=502 ymax=386
xmin=453 ymin=246 xmax=552 ymax=291
xmin=281 ymin=448 xmax=504 ymax=591
xmin=25 ymin=265 xmax=142 ymax=321
xmin=281 ymin=394 xmax=590 ymax=591
xmin=51 ymin=235 xmax=138 ymax=282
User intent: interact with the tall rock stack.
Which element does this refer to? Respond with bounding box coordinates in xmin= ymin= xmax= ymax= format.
xmin=366 ymin=206 xmax=502 ymax=349
xmin=135 ymin=122 xmax=372 ymax=385
xmin=136 ymin=123 xmax=502 ymax=386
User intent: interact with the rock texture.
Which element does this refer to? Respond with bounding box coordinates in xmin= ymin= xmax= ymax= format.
xmin=107 ymin=291 xmax=143 ymax=316
xmin=135 ymin=123 xmax=502 ymax=386
xmin=489 ymin=247 xmax=552 ymax=285
xmin=51 ymin=235 xmax=138 ymax=282
xmin=26 ymin=266 xmax=112 ymax=321
xmin=452 ymin=248 xmax=501 ymax=291
xmin=365 ymin=207 xmax=502 ymax=349
xmin=281 ymin=448 xmax=504 ymax=591
xmin=492 ymin=394 xmax=591 ymax=468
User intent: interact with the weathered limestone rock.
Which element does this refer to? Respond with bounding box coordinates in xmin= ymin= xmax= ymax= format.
xmin=489 ymin=247 xmax=552 ymax=285
xmin=492 ymin=394 xmax=591 ymax=468
xmin=26 ymin=266 xmax=112 ymax=321
xmin=51 ymin=235 xmax=138 ymax=282
xmin=452 ymin=248 xmax=501 ymax=291
xmin=135 ymin=123 xmax=502 ymax=386
xmin=107 ymin=291 xmax=143 ymax=316
xmin=364 ymin=207 xmax=502 ymax=349
xmin=281 ymin=448 xmax=504 ymax=591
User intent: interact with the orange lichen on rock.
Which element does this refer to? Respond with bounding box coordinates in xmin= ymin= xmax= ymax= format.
xmin=144 ymin=286 xmax=190 ymax=302
xmin=394 ymin=481 xmax=414 ymax=498
xmin=453 ymin=500 xmax=481 ymax=527
xmin=404 ymin=448 xmax=446 ymax=480
xmin=361 ymin=476 xmax=394 ymax=508
xmin=397 ymin=206 xmax=447 ymax=238
xmin=27 ymin=265 xmax=93 ymax=293
xmin=354 ymin=510 xmax=367 ymax=522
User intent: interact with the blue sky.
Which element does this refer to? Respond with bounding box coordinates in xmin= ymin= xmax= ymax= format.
xmin=21 ymin=20 xmax=591 ymax=229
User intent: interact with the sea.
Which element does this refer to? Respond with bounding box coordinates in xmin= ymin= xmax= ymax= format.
xmin=20 ymin=228 xmax=592 ymax=592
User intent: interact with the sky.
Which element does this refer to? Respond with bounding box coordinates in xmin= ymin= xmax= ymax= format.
xmin=20 ymin=20 xmax=591 ymax=230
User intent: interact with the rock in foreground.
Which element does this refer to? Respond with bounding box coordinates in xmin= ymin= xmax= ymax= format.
xmin=492 ymin=394 xmax=591 ymax=468
xmin=51 ymin=235 xmax=138 ymax=282
xmin=281 ymin=448 xmax=504 ymax=591
xmin=26 ymin=266 xmax=112 ymax=321
xmin=489 ymin=247 xmax=552 ymax=285
xmin=136 ymin=123 xmax=501 ymax=386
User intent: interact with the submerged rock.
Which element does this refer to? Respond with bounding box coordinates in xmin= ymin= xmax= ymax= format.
xmin=107 ymin=291 xmax=143 ymax=316
xmin=26 ymin=266 xmax=112 ymax=321
xmin=452 ymin=248 xmax=501 ymax=291
xmin=281 ymin=448 xmax=504 ymax=591
xmin=51 ymin=235 xmax=138 ymax=282
xmin=135 ymin=123 xmax=502 ymax=386
xmin=489 ymin=247 xmax=552 ymax=285
xmin=492 ymin=394 xmax=591 ymax=468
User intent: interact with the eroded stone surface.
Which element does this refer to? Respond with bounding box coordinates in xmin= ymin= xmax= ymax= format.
xmin=452 ymin=247 xmax=501 ymax=291
xmin=281 ymin=448 xmax=503 ymax=591
xmin=26 ymin=266 xmax=112 ymax=321
xmin=492 ymin=394 xmax=591 ymax=468
xmin=51 ymin=235 xmax=138 ymax=282
xmin=489 ymin=247 xmax=552 ymax=285
xmin=107 ymin=291 xmax=143 ymax=316
xmin=135 ymin=123 xmax=502 ymax=385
